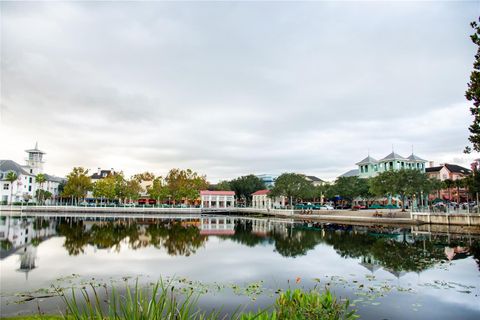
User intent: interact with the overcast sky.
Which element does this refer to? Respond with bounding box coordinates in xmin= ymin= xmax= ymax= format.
xmin=1 ymin=1 xmax=479 ymax=182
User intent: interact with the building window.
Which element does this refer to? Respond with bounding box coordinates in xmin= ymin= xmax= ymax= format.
xmin=30 ymin=169 xmax=33 ymax=173
xmin=29 ymin=177 xmax=32 ymax=183
xmin=28 ymin=186 xmax=32 ymax=192
xmin=365 ymin=166 xmax=368 ymax=173
xmin=3 ymin=184 xmax=9 ymax=190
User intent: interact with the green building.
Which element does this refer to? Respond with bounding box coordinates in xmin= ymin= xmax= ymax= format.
xmin=356 ymin=152 xmax=427 ymax=179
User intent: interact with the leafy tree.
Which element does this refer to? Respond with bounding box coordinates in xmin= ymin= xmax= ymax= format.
xmin=36 ymin=173 xmax=46 ymax=204
xmin=270 ymin=173 xmax=311 ymax=207
xmin=5 ymin=171 xmax=18 ymax=204
xmin=125 ymin=178 xmax=143 ymax=201
xmin=209 ymin=180 xmax=232 ymax=191
xmin=92 ymin=175 xmax=116 ymax=202
xmin=332 ymin=176 xmax=370 ymax=205
xmin=132 ymin=172 xmax=155 ymax=182
xmin=165 ymin=169 xmax=208 ymax=203
xmin=229 ymin=175 xmax=266 ymax=205
xmin=148 ymin=176 xmax=170 ymax=203
xmin=113 ymin=172 xmax=128 ymax=202
xmin=465 ymin=18 xmax=480 ymax=153
xmin=370 ymin=169 xmax=431 ymax=210
xmin=62 ymin=167 xmax=92 ymax=205
xmin=35 ymin=189 xmax=52 ymax=202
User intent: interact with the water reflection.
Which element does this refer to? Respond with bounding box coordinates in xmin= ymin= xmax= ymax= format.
xmin=1 ymin=216 xmax=479 ymax=275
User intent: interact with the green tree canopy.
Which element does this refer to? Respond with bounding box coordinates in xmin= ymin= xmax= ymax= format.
xmin=331 ymin=176 xmax=371 ymax=203
xmin=270 ymin=173 xmax=311 ymax=205
xmin=465 ymin=18 xmax=480 ymax=153
xmin=62 ymin=167 xmax=92 ymax=204
xmin=165 ymin=168 xmax=208 ymax=203
xmin=229 ymin=175 xmax=266 ymax=204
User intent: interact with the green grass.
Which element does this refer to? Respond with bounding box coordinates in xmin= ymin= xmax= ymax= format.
xmin=2 ymin=281 xmax=358 ymax=320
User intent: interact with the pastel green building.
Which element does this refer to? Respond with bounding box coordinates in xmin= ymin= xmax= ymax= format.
xmin=356 ymin=152 xmax=427 ymax=179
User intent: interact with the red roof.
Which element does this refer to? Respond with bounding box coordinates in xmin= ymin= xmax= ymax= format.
xmin=200 ymin=190 xmax=235 ymax=196
xmin=252 ymin=189 xmax=270 ymax=196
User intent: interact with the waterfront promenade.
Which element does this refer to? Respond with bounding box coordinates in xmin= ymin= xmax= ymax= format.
xmin=1 ymin=205 xmax=479 ymax=228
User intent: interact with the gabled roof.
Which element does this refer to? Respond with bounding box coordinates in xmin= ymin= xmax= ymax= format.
xmin=355 ymin=156 xmax=378 ymax=165
xmin=305 ymin=175 xmax=325 ymax=182
xmin=425 ymin=166 xmax=443 ymax=173
xmin=339 ymin=169 xmax=359 ymax=178
xmin=91 ymin=170 xmax=114 ymax=179
xmin=44 ymin=174 xmax=65 ymax=183
xmin=0 ymin=160 xmax=32 ymax=177
xmin=379 ymin=152 xmax=407 ymax=162
xmin=444 ymin=164 xmax=471 ymax=175
xmin=252 ymin=189 xmax=270 ymax=196
xmin=426 ymin=164 xmax=471 ymax=175
xmin=407 ymin=153 xmax=427 ymax=162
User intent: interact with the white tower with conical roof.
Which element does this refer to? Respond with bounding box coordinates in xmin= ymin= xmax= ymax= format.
xmin=25 ymin=142 xmax=45 ymax=176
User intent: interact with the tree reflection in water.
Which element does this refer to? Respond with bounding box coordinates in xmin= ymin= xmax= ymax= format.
xmin=54 ymin=218 xmax=478 ymax=273
xmin=56 ymin=219 xmax=206 ymax=257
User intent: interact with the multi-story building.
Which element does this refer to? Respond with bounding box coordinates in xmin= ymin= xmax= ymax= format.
xmin=0 ymin=143 xmax=64 ymax=204
xmin=426 ymin=163 xmax=471 ymax=202
xmin=340 ymin=151 xmax=428 ymax=179
xmin=255 ymin=174 xmax=278 ymax=188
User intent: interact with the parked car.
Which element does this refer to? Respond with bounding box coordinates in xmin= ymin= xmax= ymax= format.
xmin=352 ymin=204 xmax=366 ymax=210
xmin=319 ymin=204 xmax=334 ymax=210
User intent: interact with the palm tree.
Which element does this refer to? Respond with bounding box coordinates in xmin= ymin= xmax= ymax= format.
xmin=5 ymin=171 xmax=18 ymax=205
xmin=36 ymin=173 xmax=46 ymax=205
xmin=444 ymin=179 xmax=454 ymax=202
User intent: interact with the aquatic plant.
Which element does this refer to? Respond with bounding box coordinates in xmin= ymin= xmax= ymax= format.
xmin=54 ymin=280 xmax=357 ymax=320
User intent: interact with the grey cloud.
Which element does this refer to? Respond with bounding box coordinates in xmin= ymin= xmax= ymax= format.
xmin=1 ymin=1 xmax=478 ymax=182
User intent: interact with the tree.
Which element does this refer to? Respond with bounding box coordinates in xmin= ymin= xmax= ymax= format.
xmin=5 ymin=171 xmax=18 ymax=204
xmin=92 ymin=175 xmax=116 ymax=203
xmin=332 ymin=176 xmax=369 ymax=205
xmin=229 ymin=175 xmax=266 ymax=205
xmin=125 ymin=178 xmax=143 ymax=202
xmin=270 ymin=173 xmax=311 ymax=207
xmin=62 ymin=167 xmax=92 ymax=205
xmin=35 ymin=189 xmax=52 ymax=203
xmin=165 ymin=169 xmax=208 ymax=203
xmin=444 ymin=179 xmax=454 ymax=201
xmin=465 ymin=18 xmax=480 ymax=153
xmin=370 ymin=169 xmax=431 ymax=211
xmin=148 ymin=176 xmax=170 ymax=203
xmin=35 ymin=173 xmax=46 ymax=204
xmin=209 ymin=180 xmax=232 ymax=191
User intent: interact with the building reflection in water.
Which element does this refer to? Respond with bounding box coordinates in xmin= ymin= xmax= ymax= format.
xmin=0 ymin=216 xmax=56 ymax=278
xmin=1 ymin=215 xmax=479 ymax=276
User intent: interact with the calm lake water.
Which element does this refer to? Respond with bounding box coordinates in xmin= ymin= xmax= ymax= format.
xmin=0 ymin=214 xmax=479 ymax=319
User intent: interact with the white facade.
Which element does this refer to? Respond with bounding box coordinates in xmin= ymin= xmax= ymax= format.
xmin=0 ymin=144 xmax=63 ymax=204
xmin=251 ymin=190 xmax=286 ymax=209
xmin=0 ymin=161 xmax=36 ymax=204
xmin=200 ymin=191 xmax=235 ymax=208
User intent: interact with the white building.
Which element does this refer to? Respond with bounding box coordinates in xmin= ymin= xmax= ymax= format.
xmin=200 ymin=190 xmax=235 ymax=208
xmin=251 ymin=189 xmax=286 ymax=209
xmin=0 ymin=143 xmax=64 ymax=204
xmin=0 ymin=160 xmax=36 ymax=204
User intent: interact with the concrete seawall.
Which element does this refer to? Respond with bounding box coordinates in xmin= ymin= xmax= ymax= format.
xmin=412 ymin=212 xmax=480 ymax=226
xmin=1 ymin=206 xmax=479 ymax=226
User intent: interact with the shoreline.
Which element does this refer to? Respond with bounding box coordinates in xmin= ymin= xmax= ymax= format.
xmin=1 ymin=205 xmax=479 ymax=228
